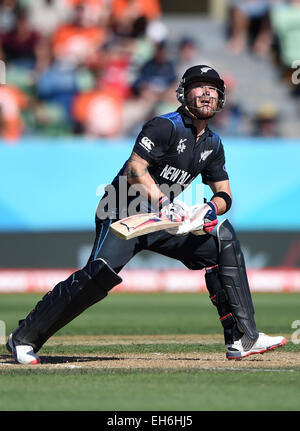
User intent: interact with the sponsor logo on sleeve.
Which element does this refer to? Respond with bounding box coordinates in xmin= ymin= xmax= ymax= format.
xmin=139 ymin=136 xmax=155 ymax=152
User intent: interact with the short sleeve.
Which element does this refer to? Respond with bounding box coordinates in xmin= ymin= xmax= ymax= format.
xmin=201 ymin=141 xmax=229 ymax=184
xmin=133 ymin=117 xmax=174 ymax=163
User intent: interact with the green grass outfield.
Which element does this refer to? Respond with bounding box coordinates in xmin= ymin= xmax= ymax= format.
xmin=0 ymin=292 xmax=299 ymax=412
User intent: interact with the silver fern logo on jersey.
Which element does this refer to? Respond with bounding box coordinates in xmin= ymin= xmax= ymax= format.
xmin=199 ymin=149 xmax=213 ymax=162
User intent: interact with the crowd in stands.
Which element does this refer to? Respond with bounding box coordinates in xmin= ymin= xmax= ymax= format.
xmin=0 ymin=0 xmax=299 ymax=142
xmin=226 ymin=0 xmax=300 ymax=122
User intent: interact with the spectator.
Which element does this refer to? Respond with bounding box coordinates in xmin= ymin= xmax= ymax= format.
xmin=176 ymin=37 xmax=199 ymax=79
xmin=66 ymin=0 xmax=110 ymax=27
xmin=112 ymin=0 xmax=162 ymax=21
xmin=111 ymin=0 xmax=162 ymax=38
xmin=25 ymin=0 xmax=73 ymax=37
xmin=36 ymin=60 xmax=80 ymax=121
xmin=25 ymin=99 xmax=71 ymax=137
xmin=51 ymin=3 xmax=107 ymax=66
xmin=0 ymin=83 xmax=28 ymax=142
xmin=176 ymin=36 xmax=215 ymax=80
xmin=132 ymin=40 xmax=177 ymax=98
xmin=252 ymin=102 xmax=280 ymax=137
xmin=72 ymin=84 xmax=124 ymax=137
xmin=127 ymin=19 xmax=169 ymax=93
xmin=270 ymin=0 xmax=300 ymax=96
xmin=35 ymin=36 xmax=94 ymax=123
xmin=0 ymin=0 xmax=17 ymax=35
xmin=121 ymin=40 xmax=177 ymax=136
xmin=0 ymin=7 xmax=41 ymax=68
xmin=90 ymin=38 xmax=132 ymax=100
xmin=226 ymin=0 xmax=273 ymax=56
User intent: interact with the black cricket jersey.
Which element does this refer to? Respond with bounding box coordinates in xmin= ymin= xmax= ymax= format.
xmin=98 ymin=107 xmax=229 ymax=219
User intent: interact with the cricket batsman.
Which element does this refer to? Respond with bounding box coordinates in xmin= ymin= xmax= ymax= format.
xmin=7 ymin=65 xmax=286 ymax=364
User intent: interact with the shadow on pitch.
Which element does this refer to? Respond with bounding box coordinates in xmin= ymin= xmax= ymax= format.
xmin=0 ymin=353 xmax=123 ymax=365
xmin=39 ymin=355 xmax=123 ymax=364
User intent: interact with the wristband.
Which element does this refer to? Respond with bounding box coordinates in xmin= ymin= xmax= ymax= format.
xmin=211 ymin=191 xmax=232 ymax=213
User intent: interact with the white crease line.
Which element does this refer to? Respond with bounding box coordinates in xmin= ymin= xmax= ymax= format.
xmin=54 ymin=364 xmax=82 ymax=369
xmin=200 ymin=367 xmax=297 ymax=372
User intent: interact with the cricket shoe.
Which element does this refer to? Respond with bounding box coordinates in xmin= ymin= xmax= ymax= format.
xmin=226 ymin=332 xmax=286 ymax=360
xmin=6 ymin=334 xmax=40 ymax=365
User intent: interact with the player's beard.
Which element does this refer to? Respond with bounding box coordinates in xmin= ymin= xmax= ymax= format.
xmin=185 ymin=96 xmax=218 ymax=120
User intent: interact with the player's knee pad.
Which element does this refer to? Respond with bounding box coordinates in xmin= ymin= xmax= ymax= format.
xmin=182 ymin=236 xmax=219 ymax=270
xmin=13 ymin=258 xmax=122 ymax=352
xmin=31 ymin=258 xmax=120 ymax=322
xmin=67 ymin=258 xmax=122 ymax=308
xmin=216 ymin=219 xmax=258 ymax=341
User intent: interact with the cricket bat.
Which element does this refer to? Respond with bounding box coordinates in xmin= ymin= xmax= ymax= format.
xmin=110 ymin=212 xmax=184 ymax=240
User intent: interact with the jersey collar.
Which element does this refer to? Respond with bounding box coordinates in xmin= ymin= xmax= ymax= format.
xmin=177 ymin=106 xmax=194 ymax=125
xmin=177 ymin=106 xmax=210 ymax=138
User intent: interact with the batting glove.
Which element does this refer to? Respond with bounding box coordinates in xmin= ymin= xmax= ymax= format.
xmin=191 ymin=201 xmax=218 ymax=235
xmin=162 ymin=199 xmax=189 ymax=223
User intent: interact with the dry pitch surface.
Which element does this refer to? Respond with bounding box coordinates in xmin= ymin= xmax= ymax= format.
xmin=0 ymin=334 xmax=297 ymax=371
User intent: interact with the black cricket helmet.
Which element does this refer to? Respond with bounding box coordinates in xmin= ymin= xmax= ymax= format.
xmin=176 ymin=65 xmax=226 ymax=110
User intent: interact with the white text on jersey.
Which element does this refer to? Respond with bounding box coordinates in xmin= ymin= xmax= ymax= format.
xmin=160 ymin=164 xmax=191 ymax=185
